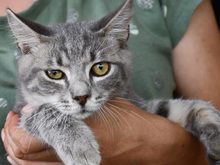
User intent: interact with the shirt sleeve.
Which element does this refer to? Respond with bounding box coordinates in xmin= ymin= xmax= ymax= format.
xmin=161 ymin=0 xmax=203 ymax=47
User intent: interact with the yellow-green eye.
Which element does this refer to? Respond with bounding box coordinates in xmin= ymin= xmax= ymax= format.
xmin=46 ymin=70 xmax=64 ymax=79
xmin=92 ymin=62 xmax=110 ymax=76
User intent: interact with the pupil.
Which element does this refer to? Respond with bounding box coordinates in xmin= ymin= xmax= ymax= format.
xmin=98 ymin=64 xmax=103 ymax=70
xmin=52 ymin=71 xmax=57 ymax=75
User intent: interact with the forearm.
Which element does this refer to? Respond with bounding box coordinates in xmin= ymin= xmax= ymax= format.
xmin=101 ymin=119 xmax=208 ymax=165
xmin=3 ymin=100 xmax=209 ymax=165
xmin=86 ymin=99 xmax=208 ymax=165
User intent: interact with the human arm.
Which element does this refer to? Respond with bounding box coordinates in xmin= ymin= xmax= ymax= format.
xmin=0 ymin=0 xmax=34 ymax=16
xmin=86 ymin=98 xmax=208 ymax=165
xmin=173 ymin=0 xmax=220 ymax=110
xmin=2 ymin=98 xmax=208 ymax=165
xmin=2 ymin=0 xmax=219 ymax=164
xmin=2 ymin=110 xmax=63 ymax=165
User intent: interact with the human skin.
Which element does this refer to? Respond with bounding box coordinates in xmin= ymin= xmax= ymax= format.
xmin=2 ymin=98 xmax=208 ymax=165
xmin=0 ymin=0 xmax=34 ymax=16
xmin=173 ymin=0 xmax=220 ymax=110
xmin=1 ymin=0 xmax=220 ymax=164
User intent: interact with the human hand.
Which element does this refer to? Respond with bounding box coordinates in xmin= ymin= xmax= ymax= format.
xmin=2 ymin=98 xmax=208 ymax=165
xmin=2 ymin=105 xmax=63 ymax=165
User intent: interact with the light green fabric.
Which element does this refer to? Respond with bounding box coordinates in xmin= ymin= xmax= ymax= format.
xmin=162 ymin=0 xmax=203 ymax=47
xmin=0 ymin=0 xmax=201 ymax=164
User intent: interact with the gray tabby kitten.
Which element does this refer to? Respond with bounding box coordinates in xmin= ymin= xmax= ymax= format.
xmin=6 ymin=0 xmax=220 ymax=164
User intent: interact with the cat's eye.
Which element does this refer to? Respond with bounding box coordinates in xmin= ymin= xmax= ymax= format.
xmin=91 ymin=62 xmax=110 ymax=76
xmin=46 ymin=70 xmax=64 ymax=80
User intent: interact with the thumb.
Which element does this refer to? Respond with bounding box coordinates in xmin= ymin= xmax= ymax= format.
xmin=21 ymin=105 xmax=35 ymax=114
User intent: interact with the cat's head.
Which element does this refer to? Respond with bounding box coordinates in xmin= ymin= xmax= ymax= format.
xmin=7 ymin=0 xmax=133 ymax=119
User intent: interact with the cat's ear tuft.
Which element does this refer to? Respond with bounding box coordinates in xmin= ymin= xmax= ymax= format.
xmin=93 ymin=0 xmax=133 ymax=44
xmin=6 ymin=9 xmax=52 ymax=55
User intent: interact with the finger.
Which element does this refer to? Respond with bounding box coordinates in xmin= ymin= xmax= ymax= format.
xmin=7 ymin=156 xmax=18 ymax=165
xmin=18 ymin=149 xmax=61 ymax=162
xmin=6 ymin=144 xmax=63 ymax=165
xmin=7 ymin=155 xmax=63 ymax=165
xmin=4 ymin=113 xmax=61 ymax=161
xmin=4 ymin=112 xmax=25 ymax=158
xmin=3 ymin=133 xmax=20 ymax=165
xmin=8 ymin=114 xmax=46 ymax=154
xmin=3 ymin=126 xmax=23 ymax=159
xmin=4 ymin=114 xmax=46 ymax=160
xmin=4 ymin=130 xmax=61 ymax=162
xmin=4 ymin=111 xmax=17 ymax=128
xmin=4 ymin=121 xmax=32 ymax=160
xmin=21 ymin=105 xmax=36 ymax=114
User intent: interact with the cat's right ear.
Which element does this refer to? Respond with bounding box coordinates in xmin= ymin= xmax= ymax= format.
xmin=92 ymin=0 xmax=133 ymax=45
xmin=6 ymin=9 xmax=52 ymax=55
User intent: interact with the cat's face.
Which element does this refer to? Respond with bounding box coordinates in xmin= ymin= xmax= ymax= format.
xmin=7 ymin=0 xmax=133 ymax=119
xmin=18 ymin=24 xmax=132 ymax=119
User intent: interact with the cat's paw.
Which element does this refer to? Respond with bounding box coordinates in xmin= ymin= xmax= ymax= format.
xmin=208 ymin=155 xmax=220 ymax=165
xmin=74 ymin=139 xmax=101 ymax=165
xmin=185 ymin=101 xmax=220 ymax=160
xmin=55 ymin=126 xmax=101 ymax=165
xmin=200 ymin=123 xmax=220 ymax=160
xmin=194 ymin=104 xmax=220 ymax=160
xmin=56 ymin=140 xmax=101 ymax=165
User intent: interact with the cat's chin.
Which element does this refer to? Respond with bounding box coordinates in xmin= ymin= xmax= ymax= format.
xmin=54 ymin=102 xmax=103 ymax=119
xmin=74 ymin=110 xmax=94 ymax=120
xmin=60 ymin=107 xmax=98 ymax=120
xmin=73 ymin=105 xmax=102 ymax=119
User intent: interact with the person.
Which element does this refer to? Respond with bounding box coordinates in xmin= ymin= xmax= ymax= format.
xmin=0 ymin=0 xmax=219 ymax=164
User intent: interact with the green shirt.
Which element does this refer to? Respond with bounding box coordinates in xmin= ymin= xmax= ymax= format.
xmin=0 ymin=0 xmax=201 ymax=164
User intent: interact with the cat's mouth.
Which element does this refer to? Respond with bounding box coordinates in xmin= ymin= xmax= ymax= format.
xmin=81 ymin=109 xmax=93 ymax=115
xmin=75 ymin=108 xmax=94 ymax=119
xmin=57 ymin=99 xmax=105 ymax=119
xmin=71 ymin=103 xmax=103 ymax=119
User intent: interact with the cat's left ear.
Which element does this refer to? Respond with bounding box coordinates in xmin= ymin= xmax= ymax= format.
xmin=93 ymin=0 xmax=133 ymax=44
xmin=6 ymin=9 xmax=52 ymax=55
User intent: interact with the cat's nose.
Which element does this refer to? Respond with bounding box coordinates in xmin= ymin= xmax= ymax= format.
xmin=73 ymin=95 xmax=90 ymax=106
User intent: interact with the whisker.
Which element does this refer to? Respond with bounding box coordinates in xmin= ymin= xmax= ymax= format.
xmin=21 ymin=110 xmax=58 ymax=152
xmin=100 ymin=108 xmax=114 ymax=139
xmin=11 ymin=107 xmax=55 ymax=144
xmin=96 ymin=109 xmax=110 ymax=138
xmin=103 ymin=105 xmax=122 ymax=133
xmin=107 ymin=102 xmax=161 ymax=137
xmin=106 ymin=101 xmax=163 ymax=161
xmin=115 ymin=97 xmax=145 ymax=105
xmin=106 ymin=103 xmax=135 ymax=137
xmin=20 ymin=107 xmax=54 ymax=125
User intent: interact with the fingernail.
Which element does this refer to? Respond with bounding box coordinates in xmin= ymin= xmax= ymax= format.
xmin=7 ymin=156 xmax=18 ymax=165
xmin=1 ymin=129 xmax=5 ymax=142
xmin=22 ymin=105 xmax=35 ymax=114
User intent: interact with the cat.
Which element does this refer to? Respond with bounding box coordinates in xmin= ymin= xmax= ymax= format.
xmin=6 ymin=0 xmax=220 ymax=164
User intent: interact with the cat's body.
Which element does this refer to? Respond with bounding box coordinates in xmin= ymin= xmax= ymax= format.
xmin=6 ymin=0 xmax=220 ymax=164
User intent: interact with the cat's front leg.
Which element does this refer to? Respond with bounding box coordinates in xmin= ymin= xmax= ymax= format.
xmin=145 ymin=99 xmax=220 ymax=162
xmin=48 ymin=118 xmax=101 ymax=165
xmin=19 ymin=106 xmax=101 ymax=165
xmin=170 ymin=100 xmax=220 ymax=161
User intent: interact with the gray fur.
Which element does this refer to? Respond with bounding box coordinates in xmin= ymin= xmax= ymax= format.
xmin=6 ymin=0 xmax=220 ymax=164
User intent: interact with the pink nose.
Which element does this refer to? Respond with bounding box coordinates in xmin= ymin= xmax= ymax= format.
xmin=73 ymin=95 xmax=90 ymax=106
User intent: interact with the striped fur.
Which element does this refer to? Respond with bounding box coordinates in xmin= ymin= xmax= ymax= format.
xmin=7 ymin=0 xmax=220 ymax=164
